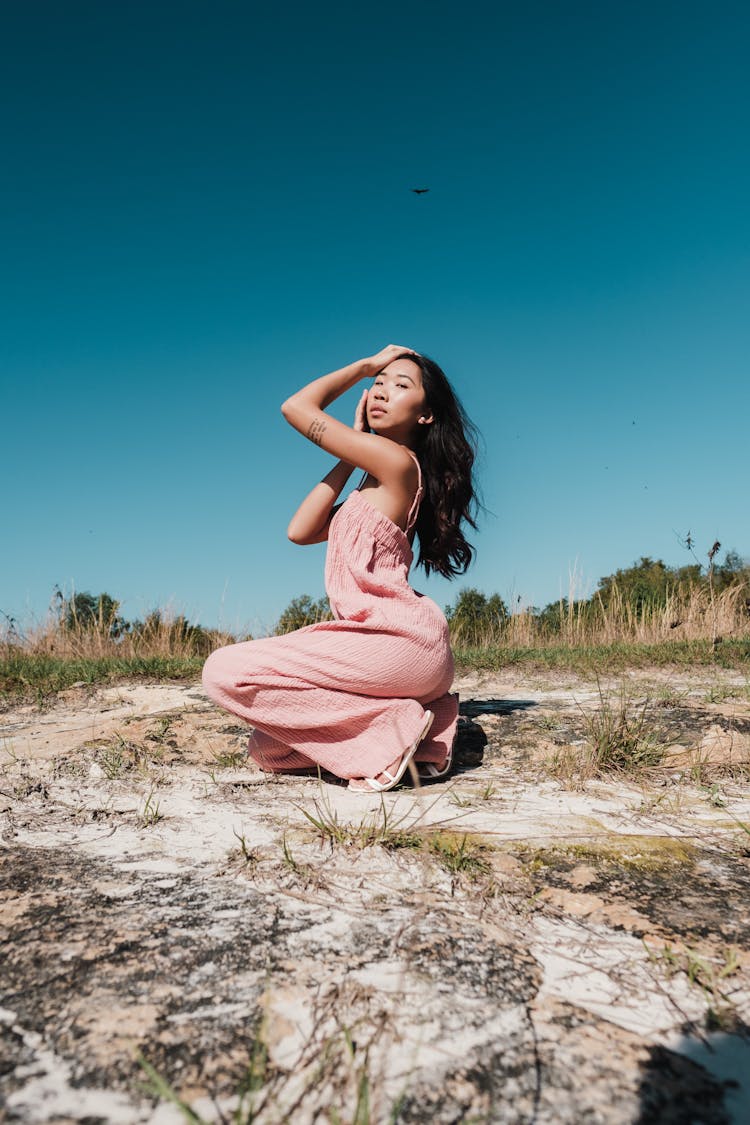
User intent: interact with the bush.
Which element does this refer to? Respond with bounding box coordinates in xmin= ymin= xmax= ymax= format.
xmin=275 ymin=595 xmax=332 ymax=634
xmin=57 ymin=590 xmax=128 ymax=638
xmin=128 ymin=611 xmax=219 ymax=657
xmin=445 ymin=588 xmax=507 ymax=645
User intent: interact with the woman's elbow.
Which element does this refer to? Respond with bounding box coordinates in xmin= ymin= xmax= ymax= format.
xmin=287 ymin=523 xmax=321 ymax=546
xmin=281 ymin=395 xmax=300 ymax=423
xmin=287 ymin=520 xmax=306 ymax=544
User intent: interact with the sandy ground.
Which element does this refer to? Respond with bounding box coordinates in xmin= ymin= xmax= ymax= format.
xmin=1 ymin=664 xmax=750 ymax=1123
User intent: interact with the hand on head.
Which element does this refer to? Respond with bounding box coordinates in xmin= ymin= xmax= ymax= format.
xmin=367 ymin=344 xmax=418 ymax=373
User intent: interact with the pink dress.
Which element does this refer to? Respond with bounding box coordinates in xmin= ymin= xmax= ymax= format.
xmin=201 ymin=455 xmax=458 ymax=779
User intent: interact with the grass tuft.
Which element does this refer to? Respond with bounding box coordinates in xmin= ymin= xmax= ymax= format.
xmin=546 ymin=679 xmax=675 ymax=786
xmin=426 ymin=830 xmax=493 ymax=880
xmin=580 ymin=682 xmax=665 ymax=773
xmin=296 ymin=793 xmax=423 ymax=852
xmin=138 ymin=787 xmax=163 ymax=827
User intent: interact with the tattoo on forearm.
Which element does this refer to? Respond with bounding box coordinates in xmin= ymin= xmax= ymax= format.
xmin=307 ymin=419 xmax=327 ymax=446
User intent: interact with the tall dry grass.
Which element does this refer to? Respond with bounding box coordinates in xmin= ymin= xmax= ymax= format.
xmin=5 ymin=581 xmax=748 ymax=660
xmin=1 ymin=602 xmax=244 ymax=702
xmin=1 ymin=606 xmax=236 ymax=662
xmin=448 ymin=581 xmax=750 ymax=649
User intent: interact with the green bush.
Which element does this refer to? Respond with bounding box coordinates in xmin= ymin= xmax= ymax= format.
xmin=445 ymin=588 xmax=507 ymax=645
xmin=275 ymin=595 xmax=332 ymax=634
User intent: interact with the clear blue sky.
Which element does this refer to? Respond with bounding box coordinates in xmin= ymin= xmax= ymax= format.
xmin=3 ymin=0 xmax=749 ymax=636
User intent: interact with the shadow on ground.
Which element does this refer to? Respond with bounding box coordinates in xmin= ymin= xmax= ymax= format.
xmin=460 ymin=698 xmax=538 ymax=718
xmin=456 ymin=698 xmax=537 ymax=769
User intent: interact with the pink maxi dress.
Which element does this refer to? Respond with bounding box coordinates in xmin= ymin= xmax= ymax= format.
xmin=202 ymin=455 xmax=458 ymax=780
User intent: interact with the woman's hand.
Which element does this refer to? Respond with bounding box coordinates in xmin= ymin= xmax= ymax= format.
xmin=365 ymin=343 xmax=418 ymax=375
xmin=354 ymin=389 xmax=370 ymax=432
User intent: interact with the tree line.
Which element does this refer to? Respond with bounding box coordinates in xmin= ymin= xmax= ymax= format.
xmin=49 ymin=546 xmax=748 ymax=651
xmin=276 ymin=548 xmax=750 ymax=642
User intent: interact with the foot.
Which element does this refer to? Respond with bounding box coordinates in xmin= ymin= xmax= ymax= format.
xmin=416 ymin=755 xmax=452 ymax=781
xmin=348 ymin=710 xmax=434 ymax=794
xmin=416 ymin=724 xmax=458 ymax=782
xmin=347 ymin=755 xmax=414 ymax=793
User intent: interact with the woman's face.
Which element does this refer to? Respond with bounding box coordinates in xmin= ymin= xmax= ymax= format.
xmin=366 ymin=359 xmax=432 ymax=440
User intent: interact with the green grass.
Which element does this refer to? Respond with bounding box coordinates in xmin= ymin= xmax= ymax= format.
xmin=3 ymin=637 xmax=749 ymax=707
xmin=453 ymin=639 xmax=750 ymax=674
xmin=427 ymin=830 xmax=493 ymax=879
xmin=138 ymin=786 xmax=164 ymax=827
xmin=0 ymin=654 xmax=203 ymax=704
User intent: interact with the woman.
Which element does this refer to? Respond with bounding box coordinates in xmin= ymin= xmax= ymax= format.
xmin=202 ymin=344 xmax=478 ymax=793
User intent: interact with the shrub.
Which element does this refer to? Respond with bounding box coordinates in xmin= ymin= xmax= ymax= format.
xmin=275 ymin=595 xmax=332 ymax=634
xmin=445 ymin=588 xmax=507 ymax=645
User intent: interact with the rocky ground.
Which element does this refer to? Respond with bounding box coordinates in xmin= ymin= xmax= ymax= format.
xmin=1 ymin=665 xmax=750 ymax=1124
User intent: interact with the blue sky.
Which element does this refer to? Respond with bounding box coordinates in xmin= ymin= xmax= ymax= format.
xmin=2 ymin=0 xmax=749 ymax=636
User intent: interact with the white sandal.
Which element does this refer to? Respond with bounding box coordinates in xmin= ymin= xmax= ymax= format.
xmin=349 ymin=710 xmax=434 ymax=794
xmin=416 ymin=701 xmax=461 ymax=781
xmin=417 ymin=747 xmax=453 ymax=781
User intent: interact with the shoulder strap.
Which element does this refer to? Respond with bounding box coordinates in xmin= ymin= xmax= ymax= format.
xmin=405 ymin=450 xmax=423 ymax=532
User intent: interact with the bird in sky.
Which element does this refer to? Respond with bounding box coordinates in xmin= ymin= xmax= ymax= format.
xmin=411 ymin=187 xmax=430 ymax=194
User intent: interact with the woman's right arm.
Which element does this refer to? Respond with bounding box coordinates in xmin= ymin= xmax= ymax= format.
xmin=286 ymin=459 xmax=356 ymax=545
xmin=286 ymin=389 xmax=368 ymax=545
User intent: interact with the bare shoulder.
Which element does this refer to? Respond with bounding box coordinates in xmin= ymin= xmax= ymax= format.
xmin=358 ymin=443 xmax=421 ymax=529
xmin=369 ymin=438 xmax=419 ymax=487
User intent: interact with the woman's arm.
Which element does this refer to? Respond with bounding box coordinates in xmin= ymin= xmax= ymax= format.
xmin=281 ymin=346 xmax=416 ymax=486
xmin=287 ymin=458 xmax=357 ymax=545
xmin=287 ymin=389 xmax=369 ymax=545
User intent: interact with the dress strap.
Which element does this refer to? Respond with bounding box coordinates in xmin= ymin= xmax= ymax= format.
xmin=405 ymin=449 xmax=423 ymax=532
xmin=355 ymin=454 xmax=423 ymax=532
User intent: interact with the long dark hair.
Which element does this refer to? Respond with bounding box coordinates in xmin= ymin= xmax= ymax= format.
xmin=400 ymin=352 xmax=479 ymax=578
